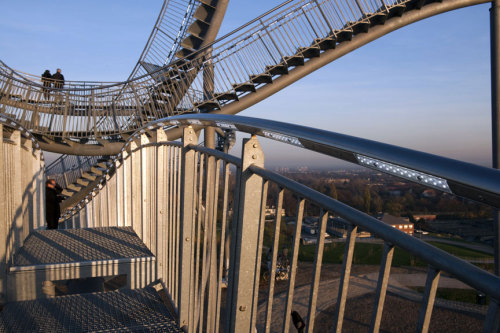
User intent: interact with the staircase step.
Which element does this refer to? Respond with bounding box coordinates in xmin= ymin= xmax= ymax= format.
xmin=250 ymin=74 xmax=273 ymax=84
xmin=200 ymin=0 xmax=218 ymax=8
xmin=266 ymin=64 xmax=288 ymax=76
xmin=194 ymin=100 xmax=219 ymax=112
xmin=7 ymin=227 xmax=156 ymax=301
xmin=0 ymin=287 xmax=182 ymax=332
xmin=283 ymin=55 xmax=305 ymax=67
xmin=313 ymin=37 xmax=337 ymax=50
xmin=216 ymin=92 xmax=238 ymax=101
xmin=297 ymin=46 xmax=320 ymax=58
xmin=61 ymin=189 xmax=75 ymax=197
xmin=97 ymin=161 xmax=109 ymax=169
xmin=352 ymin=21 xmax=370 ymax=34
xmin=337 ymin=30 xmax=353 ymax=43
xmin=67 ymin=183 xmax=83 ymax=192
xmin=81 ymin=172 xmax=97 ymax=181
xmin=181 ymin=34 xmax=204 ymax=50
xmin=369 ymin=12 xmax=388 ymax=26
xmin=77 ymin=178 xmax=90 ymax=186
xmin=232 ymin=83 xmax=256 ymax=93
xmin=193 ymin=3 xmax=215 ymax=23
xmin=388 ymin=4 xmax=406 ymax=18
xmin=187 ymin=19 xmax=210 ymax=39
xmin=90 ymin=166 xmax=104 ymax=175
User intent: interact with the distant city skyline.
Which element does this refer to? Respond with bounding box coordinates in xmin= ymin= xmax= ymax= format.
xmin=0 ymin=1 xmax=494 ymax=168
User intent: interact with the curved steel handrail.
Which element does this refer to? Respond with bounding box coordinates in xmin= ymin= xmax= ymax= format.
xmin=60 ymin=114 xmax=500 ymax=223
xmin=0 ymin=115 xmax=45 ymax=162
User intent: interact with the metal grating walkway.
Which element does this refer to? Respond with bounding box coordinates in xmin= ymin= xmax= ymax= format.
xmin=11 ymin=227 xmax=153 ymax=268
xmin=0 ymin=287 xmax=182 ymax=332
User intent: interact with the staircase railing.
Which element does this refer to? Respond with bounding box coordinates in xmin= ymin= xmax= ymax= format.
xmin=0 ymin=0 xmax=450 ymax=143
xmin=45 ymin=154 xmax=106 ymax=189
xmin=62 ymin=114 xmax=500 ymax=332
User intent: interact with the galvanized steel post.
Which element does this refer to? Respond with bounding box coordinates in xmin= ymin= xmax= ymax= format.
xmin=226 ymin=135 xmax=265 ymax=333
xmin=178 ymin=126 xmax=198 ymax=330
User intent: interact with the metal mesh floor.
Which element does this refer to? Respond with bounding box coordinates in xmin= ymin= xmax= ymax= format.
xmin=12 ymin=227 xmax=154 ymax=267
xmin=0 ymin=287 xmax=182 ymax=332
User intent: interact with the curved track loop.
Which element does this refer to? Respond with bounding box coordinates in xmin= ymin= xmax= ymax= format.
xmin=0 ymin=0 xmax=489 ymax=155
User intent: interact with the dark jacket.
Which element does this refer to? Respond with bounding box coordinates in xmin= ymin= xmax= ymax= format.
xmin=52 ymin=72 xmax=65 ymax=89
xmin=46 ymin=185 xmax=63 ymax=229
xmin=41 ymin=70 xmax=52 ymax=87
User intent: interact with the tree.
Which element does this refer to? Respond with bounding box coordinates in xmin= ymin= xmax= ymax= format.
xmin=329 ymin=182 xmax=338 ymax=200
xmin=364 ymin=186 xmax=371 ymax=213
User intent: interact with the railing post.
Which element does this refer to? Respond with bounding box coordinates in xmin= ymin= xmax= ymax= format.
xmin=226 ymin=135 xmax=265 ymax=333
xmin=491 ymin=0 xmax=500 ymax=277
xmin=178 ymin=126 xmax=198 ymax=330
xmin=0 ymin=124 xmax=5 ymax=304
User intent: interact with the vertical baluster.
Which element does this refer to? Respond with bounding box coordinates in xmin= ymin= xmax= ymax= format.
xmin=225 ymin=163 xmax=242 ymax=331
xmin=333 ymin=224 xmax=358 ymax=332
xmin=206 ymin=158 xmax=222 ymax=332
xmin=215 ymin=161 xmax=231 ymax=333
xmin=484 ymin=298 xmax=500 ymax=332
xmin=283 ymin=198 xmax=305 ymax=333
xmin=198 ymin=152 xmax=212 ymax=333
xmin=416 ymin=266 xmax=441 ymax=333
xmin=306 ymin=210 xmax=329 ymax=333
xmin=370 ymin=242 xmax=395 ymax=332
xmin=193 ymin=152 xmax=204 ymax=331
xmin=264 ymin=188 xmax=285 ymax=333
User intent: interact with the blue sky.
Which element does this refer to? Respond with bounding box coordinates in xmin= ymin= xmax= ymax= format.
xmin=0 ymin=0 xmax=493 ymax=168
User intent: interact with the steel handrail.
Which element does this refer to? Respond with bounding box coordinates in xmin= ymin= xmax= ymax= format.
xmin=249 ymin=163 xmax=500 ymax=302
xmin=154 ymin=113 xmax=500 ymax=208
xmin=61 ymin=114 xmax=500 ymax=222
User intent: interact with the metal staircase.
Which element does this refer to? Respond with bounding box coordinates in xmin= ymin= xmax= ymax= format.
xmin=0 ymin=0 xmax=229 ymax=155
xmin=1 ymin=0 xmax=489 ymax=155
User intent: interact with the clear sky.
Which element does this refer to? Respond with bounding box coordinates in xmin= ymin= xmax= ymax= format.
xmin=0 ymin=0 xmax=493 ymax=168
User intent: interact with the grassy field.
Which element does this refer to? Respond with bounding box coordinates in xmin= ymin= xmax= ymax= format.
xmin=427 ymin=241 xmax=493 ymax=258
xmin=298 ymin=242 xmax=426 ymax=266
xmin=298 ymin=241 xmax=492 ymax=267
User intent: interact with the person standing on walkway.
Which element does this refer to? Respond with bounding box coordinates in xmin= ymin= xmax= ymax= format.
xmin=52 ymin=68 xmax=64 ymax=89
xmin=46 ymin=179 xmax=63 ymax=229
xmin=41 ymin=69 xmax=52 ymax=99
xmin=51 ymin=68 xmax=65 ymax=103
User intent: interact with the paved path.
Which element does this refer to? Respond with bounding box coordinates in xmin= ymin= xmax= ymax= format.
xmin=257 ymin=272 xmax=487 ymax=332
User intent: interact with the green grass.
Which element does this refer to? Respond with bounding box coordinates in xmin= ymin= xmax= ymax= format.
xmin=298 ymin=243 xmax=426 ymax=267
xmin=427 ymin=242 xmax=493 ymax=259
xmin=298 ymin=241 xmax=492 ymax=267
xmin=410 ymin=287 xmax=489 ymax=305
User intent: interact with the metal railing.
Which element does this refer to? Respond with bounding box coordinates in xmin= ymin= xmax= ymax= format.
xmin=0 ymin=0 xmax=454 ymax=143
xmin=45 ymin=154 xmax=107 ymax=189
xmin=62 ymin=114 xmax=500 ymax=332
xmin=0 ymin=116 xmax=46 ymax=304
